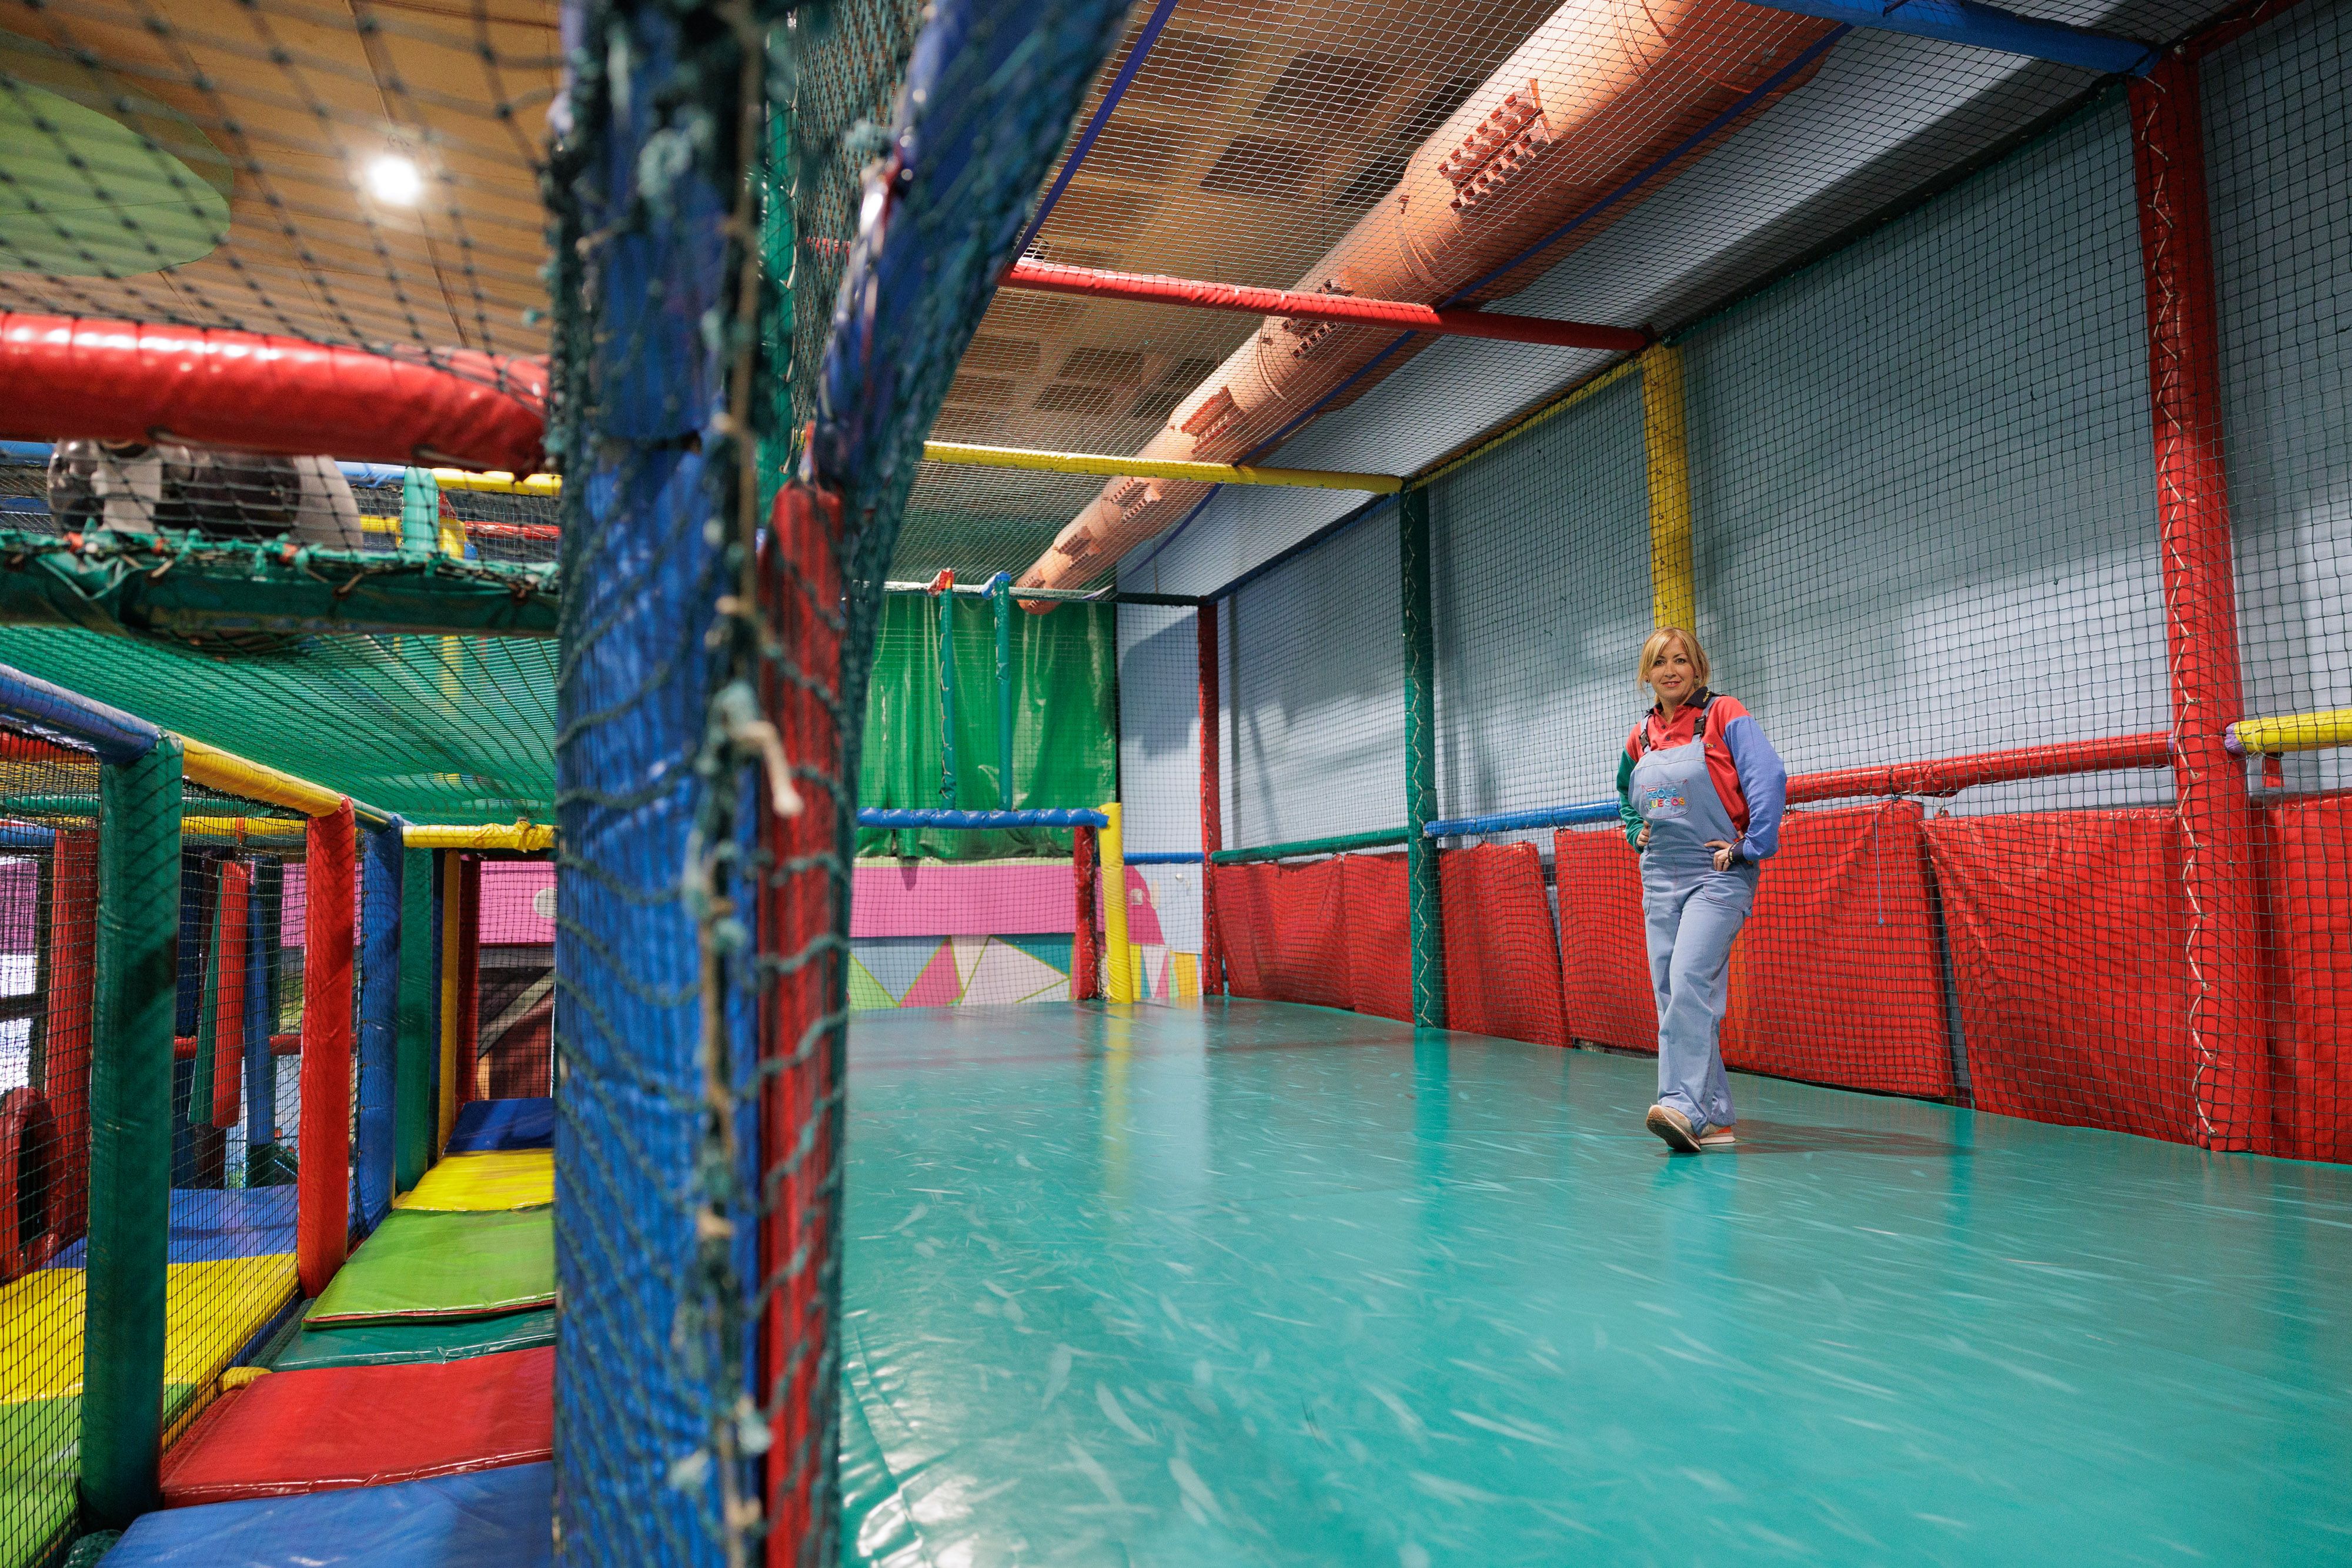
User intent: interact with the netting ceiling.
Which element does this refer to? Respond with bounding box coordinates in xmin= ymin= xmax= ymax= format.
xmin=0 ymin=0 xmax=559 ymax=360
xmin=834 ymin=0 xmax=2238 ymax=590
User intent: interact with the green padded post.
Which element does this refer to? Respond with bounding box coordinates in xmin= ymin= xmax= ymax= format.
xmin=994 ymin=573 xmax=1014 ymax=809
xmin=395 ymin=845 xmax=437 ymax=1190
xmin=938 ymin=588 xmax=958 ymax=805
xmin=80 ymin=733 xmax=182 ymax=1527
xmin=1400 ymin=486 xmax=1445 ymax=1030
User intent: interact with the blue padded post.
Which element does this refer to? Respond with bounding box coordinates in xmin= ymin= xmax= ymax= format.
xmin=353 ymin=819 xmax=403 ymax=1232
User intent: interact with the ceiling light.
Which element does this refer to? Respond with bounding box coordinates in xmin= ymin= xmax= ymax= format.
xmin=364 ymin=154 xmax=423 ymax=206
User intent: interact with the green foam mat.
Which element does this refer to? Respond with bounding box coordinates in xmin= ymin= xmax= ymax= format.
xmin=0 ymin=1397 xmax=78 ymax=1568
xmin=271 ymin=1308 xmax=557 ymax=1371
xmin=305 ymin=1210 xmax=553 ymax=1328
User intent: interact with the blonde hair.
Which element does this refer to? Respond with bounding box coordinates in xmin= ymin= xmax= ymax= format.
xmin=1636 ymin=627 xmax=1709 ymax=692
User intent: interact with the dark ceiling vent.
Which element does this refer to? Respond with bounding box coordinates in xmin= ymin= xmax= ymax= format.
xmin=1252 ymin=51 xmax=1395 ymax=133
xmin=1057 ymin=347 xmax=1145 ymax=385
xmin=1122 ymin=31 xmax=1243 ymax=110
xmin=960 ymin=336 xmax=1041 ymax=375
xmin=943 ymin=375 xmax=1015 ymax=407
xmin=1035 ymin=383 xmax=1122 ymax=415
xmin=1329 ymin=74 xmax=1481 ymax=212
xmin=1200 ymin=136 xmax=1322 ymax=197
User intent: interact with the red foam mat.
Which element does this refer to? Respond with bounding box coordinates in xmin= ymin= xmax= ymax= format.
xmin=1552 ymin=830 xmax=1656 ymax=1054
xmin=1441 ymin=842 xmax=1566 ymax=1047
xmin=2257 ymin=792 xmax=2352 ymax=1162
xmin=1923 ymin=809 xmax=2197 ymax=1141
xmin=159 ymin=1346 xmax=553 ymax=1506
xmin=1722 ymin=803 xmax=1950 ymax=1098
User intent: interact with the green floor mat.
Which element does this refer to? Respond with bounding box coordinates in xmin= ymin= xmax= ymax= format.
xmin=271 ymin=1308 xmax=557 ymax=1370
xmin=0 ymin=1398 xmax=78 ymax=1568
xmin=305 ymin=1210 xmax=553 ymax=1328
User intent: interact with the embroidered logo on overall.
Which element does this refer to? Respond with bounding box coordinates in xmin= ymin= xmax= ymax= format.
xmin=1645 ymin=788 xmax=1687 ymax=816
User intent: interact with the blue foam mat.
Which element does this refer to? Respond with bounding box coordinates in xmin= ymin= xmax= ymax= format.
xmin=49 ymin=1186 xmax=298 ymax=1268
xmin=444 ymin=1098 xmax=553 ymax=1154
xmin=100 ymin=1461 xmax=552 ymax=1566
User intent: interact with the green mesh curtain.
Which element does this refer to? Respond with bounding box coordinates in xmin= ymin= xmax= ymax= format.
xmin=856 ymin=594 xmax=1116 ymax=859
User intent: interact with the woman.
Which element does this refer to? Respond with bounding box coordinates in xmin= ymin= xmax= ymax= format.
xmin=1615 ymin=628 xmax=1786 ymax=1154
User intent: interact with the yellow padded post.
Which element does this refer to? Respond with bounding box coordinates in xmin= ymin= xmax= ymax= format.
xmin=1100 ymin=803 xmax=1134 ymax=1004
xmin=1642 ymin=344 xmax=1695 ymax=634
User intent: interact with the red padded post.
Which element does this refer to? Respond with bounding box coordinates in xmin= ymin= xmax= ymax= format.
xmin=1072 ymin=827 xmax=1100 ymax=1001
xmin=1197 ymin=600 xmax=1224 ymax=994
xmin=298 ymin=801 xmax=356 ymax=1297
xmin=42 ymin=826 xmax=99 ymax=1246
xmin=758 ymin=483 xmax=848 ymax=1562
xmin=2131 ymin=55 xmax=2264 ymax=1151
xmin=455 ymin=855 xmax=482 ymax=1106
xmin=211 ymin=862 xmax=249 ymax=1129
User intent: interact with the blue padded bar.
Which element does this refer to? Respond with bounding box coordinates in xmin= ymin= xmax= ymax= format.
xmin=0 ymin=660 xmax=160 ymax=763
xmin=857 ymin=807 xmax=1109 ymax=829
xmin=1740 ymin=0 xmax=2155 ymax=73
xmin=0 ymin=823 xmax=54 ymax=849
xmin=1424 ymin=799 xmax=1619 ymax=838
xmin=1123 ymin=850 xmax=1202 ymax=864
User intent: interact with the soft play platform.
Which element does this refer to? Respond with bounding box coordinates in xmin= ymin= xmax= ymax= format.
xmin=444 ymin=1097 xmax=553 ymax=1154
xmin=158 ymin=1347 xmax=553 ymax=1506
xmin=46 ymin=1187 xmax=297 ymax=1268
xmin=268 ymin=1309 xmax=557 ymax=1373
xmin=390 ymin=1150 xmax=552 ymax=1212
xmin=304 ymin=1211 xmax=552 ymax=1327
xmin=103 ymin=1460 xmax=553 ymax=1566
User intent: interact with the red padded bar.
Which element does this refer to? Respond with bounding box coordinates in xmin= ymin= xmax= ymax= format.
xmin=1721 ymin=803 xmax=1949 ymax=1098
xmin=159 ymin=1348 xmax=553 ymax=1506
xmin=1924 ymin=810 xmax=2198 ymax=1141
xmin=0 ymin=313 xmax=545 ymax=474
xmin=211 ymin=863 xmax=250 ymax=1129
xmin=1439 ymin=842 xmax=1566 ymax=1048
xmin=1788 ymin=731 xmax=2170 ymax=805
xmin=1552 ymin=830 xmax=1655 ymax=1054
xmin=1003 ymin=260 xmax=1648 ymax=353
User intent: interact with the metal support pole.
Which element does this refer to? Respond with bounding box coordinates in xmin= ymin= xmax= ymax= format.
xmin=1197 ymin=599 xmax=1224 ymax=994
xmin=993 ymin=571 xmax=1014 ymax=808
xmin=2130 ymin=55 xmax=2262 ymax=1151
xmin=1400 ymin=486 xmax=1445 ymax=1029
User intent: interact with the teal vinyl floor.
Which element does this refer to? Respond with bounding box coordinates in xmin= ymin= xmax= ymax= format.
xmin=839 ymin=999 xmax=2352 ymax=1566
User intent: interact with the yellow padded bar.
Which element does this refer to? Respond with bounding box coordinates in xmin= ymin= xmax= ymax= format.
xmin=921 ymin=441 xmax=1404 ymax=493
xmin=181 ymin=738 xmax=344 ymax=818
xmin=2232 ymin=706 xmax=2352 ymax=756
xmin=405 ymin=822 xmax=555 ymax=851
xmin=429 ymin=469 xmax=562 ymax=497
xmin=393 ymin=1149 xmax=553 ymax=1212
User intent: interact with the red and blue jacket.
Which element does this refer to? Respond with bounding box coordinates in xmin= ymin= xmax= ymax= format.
xmin=1613 ymin=688 xmax=1788 ymax=862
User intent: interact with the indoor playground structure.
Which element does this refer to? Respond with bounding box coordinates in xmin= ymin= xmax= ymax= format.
xmin=0 ymin=0 xmax=2346 ymax=1558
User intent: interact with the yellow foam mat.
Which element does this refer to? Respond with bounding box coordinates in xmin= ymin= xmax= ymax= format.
xmin=0 ymin=1255 xmax=297 ymax=1404
xmin=392 ymin=1149 xmax=554 ymax=1212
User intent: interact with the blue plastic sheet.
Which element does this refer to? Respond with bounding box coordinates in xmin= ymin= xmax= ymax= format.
xmin=445 ymin=1097 xmax=553 ymax=1154
xmin=101 ymin=1460 xmax=552 ymax=1566
xmin=49 ymin=1187 xmax=296 ymax=1268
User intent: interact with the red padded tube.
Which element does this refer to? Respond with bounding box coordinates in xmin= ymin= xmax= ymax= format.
xmin=1787 ymin=731 xmax=2170 ymax=805
xmin=42 ymin=827 xmax=98 ymax=1247
xmin=298 ymin=801 xmax=356 ymax=1297
xmin=1197 ymin=602 xmax=1224 ymax=995
xmin=212 ymin=862 xmax=250 ymax=1130
xmin=0 ymin=313 xmax=545 ymax=474
xmin=455 ymin=857 xmax=482 ymax=1106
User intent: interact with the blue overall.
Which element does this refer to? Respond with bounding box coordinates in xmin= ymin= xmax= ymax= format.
xmin=1631 ymin=727 xmax=1759 ymax=1134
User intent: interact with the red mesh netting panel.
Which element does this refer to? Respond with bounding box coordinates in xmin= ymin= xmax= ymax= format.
xmin=1341 ymin=854 xmax=1411 ymax=1023
xmin=1722 ymin=803 xmax=1950 ymax=1098
xmin=1439 ymin=843 xmax=1566 ymax=1048
xmin=1552 ymin=830 xmax=1655 ymax=1054
xmin=2258 ymin=793 xmax=2352 ymax=1164
xmin=1208 ymin=860 xmax=1353 ymax=1011
xmin=1924 ymin=810 xmax=2197 ymax=1142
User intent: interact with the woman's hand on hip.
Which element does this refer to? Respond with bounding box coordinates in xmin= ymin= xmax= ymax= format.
xmin=1706 ymin=840 xmax=1739 ymax=872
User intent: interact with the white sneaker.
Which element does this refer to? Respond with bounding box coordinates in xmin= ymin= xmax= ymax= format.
xmin=1645 ymin=1104 xmax=1700 ymax=1153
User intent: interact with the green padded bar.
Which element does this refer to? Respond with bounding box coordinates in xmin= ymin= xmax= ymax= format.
xmin=1207 ymin=825 xmax=1412 ymax=865
xmin=395 ymin=847 xmax=437 ymax=1191
xmin=270 ymin=1308 xmax=559 ymax=1372
xmin=1399 ymin=486 xmax=1445 ymax=1030
xmin=0 ymin=530 xmax=557 ymax=639
xmin=305 ymin=1209 xmax=553 ymax=1326
xmin=79 ymin=734 xmax=182 ymax=1527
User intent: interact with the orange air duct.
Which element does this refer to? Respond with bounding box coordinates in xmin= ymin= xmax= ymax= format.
xmin=1017 ymin=0 xmax=1840 ymax=599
